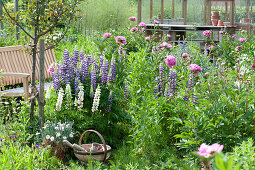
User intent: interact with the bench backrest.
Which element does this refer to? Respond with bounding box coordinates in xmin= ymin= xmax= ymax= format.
xmin=0 ymin=45 xmax=56 ymax=86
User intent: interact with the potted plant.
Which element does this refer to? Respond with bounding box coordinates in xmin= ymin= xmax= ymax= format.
xmin=39 ymin=120 xmax=74 ymax=161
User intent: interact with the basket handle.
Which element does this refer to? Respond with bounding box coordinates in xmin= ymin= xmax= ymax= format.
xmin=79 ymin=130 xmax=107 ymax=162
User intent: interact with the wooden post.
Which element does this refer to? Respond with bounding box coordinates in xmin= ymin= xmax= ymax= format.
xmin=23 ymin=77 xmax=29 ymax=101
xmin=39 ymin=39 xmax=45 ymax=129
xmin=183 ymin=0 xmax=187 ymax=25
xmin=247 ymin=0 xmax=250 ymax=18
xmin=0 ymin=0 xmax=3 ymax=29
xmin=14 ymin=0 xmax=19 ymax=40
xmin=172 ymin=0 xmax=175 ymax=19
xmin=138 ymin=0 xmax=142 ymax=24
xmin=225 ymin=2 xmax=228 ymax=21
xmin=204 ymin=0 xmax=207 ymax=25
xmin=150 ymin=0 xmax=153 ymax=20
xmin=230 ymin=0 xmax=235 ymax=26
xmin=161 ymin=0 xmax=164 ymax=24
xmin=208 ymin=1 xmax=211 ymax=25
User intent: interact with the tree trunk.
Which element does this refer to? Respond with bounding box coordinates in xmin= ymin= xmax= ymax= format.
xmin=38 ymin=39 xmax=45 ymax=128
xmin=30 ymin=39 xmax=38 ymax=120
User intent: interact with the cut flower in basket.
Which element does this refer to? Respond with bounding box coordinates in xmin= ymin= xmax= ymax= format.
xmin=40 ymin=120 xmax=74 ymax=146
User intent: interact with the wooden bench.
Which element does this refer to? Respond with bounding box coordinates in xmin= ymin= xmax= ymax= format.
xmin=0 ymin=45 xmax=56 ymax=101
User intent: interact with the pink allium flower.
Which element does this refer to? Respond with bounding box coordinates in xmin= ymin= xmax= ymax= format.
xmin=167 ymin=34 xmax=171 ymax=39
xmin=182 ymin=53 xmax=189 ymax=58
xmin=103 ymin=33 xmax=111 ymax=38
xmin=198 ymin=143 xmax=211 ymax=158
xmin=235 ymin=46 xmax=242 ymax=51
xmin=115 ymin=36 xmax=127 ymax=45
xmin=130 ymin=27 xmax=138 ymax=33
xmin=129 ymin=16 xmax=137 ymax=21
xmin=164 ymin=56 xmax=177 ymax=68
xmin=209 ymin=45 xmax=215 ymax=50
xmin=210 ymin=143 xmax=224 ymax=153
xmin=48 ymin=64 xmax=54 ymax=73
xmin=138 ymin=22 xmax=146 ymax=28
xmin=145 ymin=36 xmax=151 ymax=41
xmin=160 ymin=42 xmax=172 ymax=49
xmin=188 ymin=64 xmax=202 ymax=76
xmin=203 ymin=30 xmax=212 ymax=36
xmin=219 ymin=31 xmax=224 ymax=34
xmin=154 ymin=20 xmax=159 ymax=24
xmin=239 ymin=38 xmax=246 ymax=43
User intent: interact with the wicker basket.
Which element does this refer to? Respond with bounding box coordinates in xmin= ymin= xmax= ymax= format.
xmin=74 ymin=130 xmax=111 ymax=163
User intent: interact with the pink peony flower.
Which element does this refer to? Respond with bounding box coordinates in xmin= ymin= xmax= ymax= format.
xmin=160 ymin=42 xmax=172 ymax=49
xmin=103 ymin=33 xmax=111 ymax=38
xmin=164 ymin=56 xmax=176 ymax=68
xmin=115 ymin=36 xmax=127 ymax=45
xmin=197 ymin=143 xmax=212 ymax=158
xmin=129 ymin=16 xmax=137 ymax=21
xmin=145 ymin=36 xmax=151 ymax=41
xmin=235 ymin=46 xmax=242 ymax=51
xmin=210 ymin=143 xmax=224 ymax=153
xmin=48 ymin=64 xmax=54 ymax=73
xmin=252 ymin=65 xmax=255 ymax=69
xmin=188 ymin=64 xmax=202 ymax=76
xmin=197 ymin=143 xmax=224 ymax=158
xmin=203 ymin=30 xmax=212 ymax=36
xmin=239 ymin=38 xmax=245 ymax=43
xmin=154 ymin=20 xmax=159 ymax=24
xmin=138 ymin=22 xmax=146 ymax=28
xmin=130 ymin=27 xmax=138 ymax=33
xmin=209 ymin=45 xmax=215 ymax=50
xmin=167 ymin=34 xmax=171 ymax=39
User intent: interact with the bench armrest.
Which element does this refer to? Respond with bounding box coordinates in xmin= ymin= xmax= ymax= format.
xmin=1 ymin=72 xmax=30 ymax=78
xmin=0 ymin=72 xmax=30 ymax=101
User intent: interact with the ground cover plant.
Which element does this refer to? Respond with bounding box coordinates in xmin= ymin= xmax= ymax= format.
xmin=1 ymin=6 xmax=255 ymax=169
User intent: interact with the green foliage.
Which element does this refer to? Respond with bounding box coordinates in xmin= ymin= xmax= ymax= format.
xmin=76 ymin=0 xmax=136 ymax=33
xmin=228 ymin=138 xmax=255 ymax=169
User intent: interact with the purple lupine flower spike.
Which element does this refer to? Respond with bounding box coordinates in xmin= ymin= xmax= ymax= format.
xmin=52 ymin=71 xmax=60 ymax=91
xmin=159 ymin=63 xmax=165 ymax=95
xmin=101 ymin=57 xmax=109 ymax=85
xmin=187 ymin=74 xmax=194 ymax=91
xmin=73 ymin=48 xmax=79 ymax=68
xmin=99 ymin=56 xmax=104 ymax=71
xmin=81 ymin=57 xmax=89 ymax=82
xmin=183 ymin=95 xmax=189 ymax=102
xmin=107 ymin=68 xmax=113 ymax=83
xmin=169 ymin=69 xmax=177 ymax=98
xmin=90 ymin=64 xmax=97 ymax=90
xmin=80 ymin=46 xmax=85 ymax=61
xmin=106 ymin=91 xmax=113 ymax=113
xmin=87 ymin=55 xmax=92 ymax=66
xmin=111 ymin=56 xmax=116 ymax=81
xmin=124 ymin=82 xmax=129 ymax=101
xmin=74 ymin=78 xmax=79 ymax=94
xmin=193 ymin=93 xmax=198 ymax=104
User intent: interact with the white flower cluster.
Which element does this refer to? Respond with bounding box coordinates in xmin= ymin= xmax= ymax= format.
xmin=42 ymin=121 xmax=73 ymax=143
xmin=65 ymin=84 xmax=72 ymax=105
xmin=91 ymin=85 xmax=101 ymax=112
xmin=77 ymin=84 xmax=84 ymax=110
xmin=56 ymin=88 xmax=64 ymax=111
xmin=45 ymin=85 xmax=52 ymax=99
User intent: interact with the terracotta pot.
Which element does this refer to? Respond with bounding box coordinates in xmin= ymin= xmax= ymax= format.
xmin=211 ymin=19 xmax=218 ymax=26
xmin=218 ymin=20 xmax=224 ymax=26
xmin=211 ymin=16 xmax=219 ymax=20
